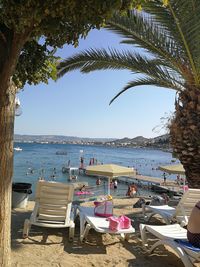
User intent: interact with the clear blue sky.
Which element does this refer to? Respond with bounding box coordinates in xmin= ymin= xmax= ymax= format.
xmin=15 ymin=28 xmax=176 ymax=139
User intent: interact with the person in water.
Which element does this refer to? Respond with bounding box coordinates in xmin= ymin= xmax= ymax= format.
xmin=187 ymin=201 xmax=200 ymax=248
xmin=113 ymin=179 xmax=118 ymax=189
xmin=80 ymin=185 xmax=86 ymax=192
xmin=126 ymin=182 xmax=138 ymax=197
xmin=96 ymin=178 xmax=101 ymax=186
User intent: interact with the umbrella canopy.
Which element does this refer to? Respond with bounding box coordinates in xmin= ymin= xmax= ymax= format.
xmin=86 ymin=164 xmax=135 ymax=178
xmin=158 ymin=164 xmax=185 ymax=175
xmin=86 ymin=164 xmax=135 ymax=195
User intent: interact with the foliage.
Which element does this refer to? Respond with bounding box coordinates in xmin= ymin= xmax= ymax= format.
xmin=152 ymin=112 xmax=175 ymax=134
xmin=57 ymin=0 xmax=200 ymax=103
xmin=0 ymin=0 xmax=145 ymax=89
xmin=13 ymin=41 xmax=59 ymax=88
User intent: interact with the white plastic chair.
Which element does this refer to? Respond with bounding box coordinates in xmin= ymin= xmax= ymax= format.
xmin=140 ymin=223 xmax=200 ymax=267
xmin=77 ymin=206 xmax=135 ymax=242
xmin=23 ymin=180 xmax=75 ymax=241
xmin=142 ymin=189 xmax=200 ymax=226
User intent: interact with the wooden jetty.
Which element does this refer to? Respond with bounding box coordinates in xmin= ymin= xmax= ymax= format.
xmin=83 ymin=168 xmax=184 ymax=196
xmin=119 ymin=174 xmax=171 ymax=185
xmin=118 ymin=174 xmax=183 ymax=195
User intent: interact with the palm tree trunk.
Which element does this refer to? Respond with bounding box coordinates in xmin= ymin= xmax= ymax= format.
xmin=170 ymin=87 xmax=200 ymax=188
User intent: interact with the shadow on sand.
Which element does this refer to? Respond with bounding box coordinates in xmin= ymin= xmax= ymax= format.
xmin=11 ymin=207 xmax=184 ymax=266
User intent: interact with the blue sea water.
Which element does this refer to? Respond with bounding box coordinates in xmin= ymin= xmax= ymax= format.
xmin=13 ymin=143 xmax=178 ymax=199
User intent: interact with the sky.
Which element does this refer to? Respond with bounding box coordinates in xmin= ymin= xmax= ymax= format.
xmin=15 ymin=28 xmax=176 ymax=139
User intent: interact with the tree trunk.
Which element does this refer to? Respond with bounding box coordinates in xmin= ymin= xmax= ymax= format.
xmin=0 ymin=85 xmax=16 ymax=267
xmin=0 ymin=29 xmax=28 ymax=266
xmin=170 ymin=87 xmax=200 ymax=188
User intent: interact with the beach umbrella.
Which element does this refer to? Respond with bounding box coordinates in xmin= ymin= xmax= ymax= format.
xmin=158 ymin=164 xmax=187 ymax=191
xmin=158 ymin=164 xmax=185 ymax=175
xmin=86 ymin=164 xmax=135 ymax=195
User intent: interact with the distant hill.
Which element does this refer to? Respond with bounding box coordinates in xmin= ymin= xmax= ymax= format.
xmin=14 ymin=134 xmax=116 ymax=143
xmin=113 ymin=136 xmax=149 ymax=145
xmin=14 ymin=133 xmax=170 ymax=149
xmin=106 ymin=134 xmax=170 ymax=148
xmin=150 ymin=134 xmax=170 ymax=143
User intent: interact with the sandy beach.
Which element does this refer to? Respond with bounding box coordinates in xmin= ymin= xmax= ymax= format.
xmin=11 ymin=197 xmax=200 ymax=267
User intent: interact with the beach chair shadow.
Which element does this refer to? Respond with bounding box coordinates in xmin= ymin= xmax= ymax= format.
xmin=63 ymin=228 xmax=108 ymax=255
xmin=139 ymin=223 xmax=200 ymax=267
xmin=142 ymin=189 xmax=200 ymax=226
xmin=119 ymin=232 xmax=185 ymax=267
xmin=63 ymin=215 xmax=116 ymax=255
xmin=22 ymin=181 xmax=75 ymax=241
xmin=11 ymin=209 xmax=32 ymax=250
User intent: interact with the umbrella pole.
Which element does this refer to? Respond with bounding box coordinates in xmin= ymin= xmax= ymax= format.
xmin=108 ymin=177 xmax=110 ymax=195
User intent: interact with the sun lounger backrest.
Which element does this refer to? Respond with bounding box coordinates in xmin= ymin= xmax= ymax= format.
xmin=34 ymin=181 xmax=74 ymax=224
xmin=35 ymin=181 xmax=74 ymax=202
xmin=175 ymin=189 xmax=200 ymax=223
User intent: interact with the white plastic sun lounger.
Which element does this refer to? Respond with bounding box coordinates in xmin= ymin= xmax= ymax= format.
xmin=143 ymin=189 xmax=200 ymax=226
xmin=77 ymin=206 xmax=135 ymax=242
xmin=23 ymin=181 xmax=75 ymax=241
xmin=140 ymin=223 xmax=200 ymax=267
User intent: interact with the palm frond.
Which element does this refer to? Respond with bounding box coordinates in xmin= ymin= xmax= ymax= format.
xmin=109 ymin=77 xmax=183 ymax=105
xmin=106 ymin=11 xmax=195 ymax=83
xmin=57 ymin=48 xmax=183 ymax=88
xmin=57 ymin=48 xmax=141 ymax=77
xmin=107 ymin=11 xmax=186 ymax=70
xmin=143 ymin=0 xmax=200 ymax=82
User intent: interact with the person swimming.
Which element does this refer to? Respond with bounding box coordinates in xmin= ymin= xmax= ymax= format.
xmin=96 ymin=178 xmax=101 ymax=186
xmin=80 ymin=185 xmax=86 ymax=192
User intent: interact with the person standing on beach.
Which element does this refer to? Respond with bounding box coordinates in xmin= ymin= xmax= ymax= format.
xmin=80 ymin=157 xmax=84 ymax=169
xmin=114 ymin=179 xmax=118 ymax=189
xmin=163 ymin=172 xmax=167 ymax=185
xmin=176 ymin=174 xmax=180 ymax=185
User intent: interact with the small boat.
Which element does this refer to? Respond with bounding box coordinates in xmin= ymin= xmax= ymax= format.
xmin=56 ymin=151 xmax=67 ymax=155
xmin=14 ymin=147 xmax=22 ymax=152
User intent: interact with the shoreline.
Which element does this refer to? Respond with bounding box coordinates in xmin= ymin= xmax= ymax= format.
xmin=14 ymin=140 xmax=172 ymax=152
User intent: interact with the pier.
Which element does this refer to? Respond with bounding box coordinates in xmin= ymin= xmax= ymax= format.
xmin=117 ymin=174 xmax=183 ymax=196
xmin=82 ymin=166 xmax=184 ymax=196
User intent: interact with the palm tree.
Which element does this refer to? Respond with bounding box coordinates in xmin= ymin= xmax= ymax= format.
xmin=57 ymin=0 xmax=200 ymax=188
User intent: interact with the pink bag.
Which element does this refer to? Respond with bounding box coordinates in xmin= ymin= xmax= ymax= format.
xmin=108 ymin=215 xmax=131 ymax=231
xmin=94 ymin=200 xmax=113 ymax=217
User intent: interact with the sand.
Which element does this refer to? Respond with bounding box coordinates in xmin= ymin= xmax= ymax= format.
xmin=11 ymin=197 xmax=200 ymax=267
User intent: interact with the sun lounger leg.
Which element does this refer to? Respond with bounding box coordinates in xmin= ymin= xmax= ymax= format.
xmin=150 ymin=240 xmax=193 ymax=267
xmin=80 ymin=223 xmax=91 ymax=242
xmin=142 ymin=204 xmax=148 ymax=218
xmin=139 ymin=224 xmax=148 ymax=247
xmin=79 ymin=212 xmax=86 ymax=239
xmin=23 ymin=219 xmax=31 ymax=238
xmin=119 ymin=233 xmax=125 ymax=241
xmin=119 ymin=233 xmax=131 ymax=241
xmin=124 ymin=233 xmax=131 ymax=241
xmin=69 ymin=222 xmax=75 ymax=242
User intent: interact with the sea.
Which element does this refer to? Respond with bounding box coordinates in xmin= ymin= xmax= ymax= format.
xmin=13 ymin=142 xmax=178 ymax=200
